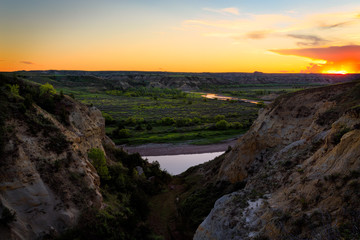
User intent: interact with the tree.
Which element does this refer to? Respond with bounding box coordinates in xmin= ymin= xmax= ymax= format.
xmin=40 ymin=83 xmax=56 ymax=96
xmin=88 ymin=148 xmax=110 ymax=180
xmin=8 ymin=84 xmax=20 ymax=97
xmin=215 ymin=120 xmax=229 ymax=130
xmin=118 ymin=129 xmax=131 ymax=138
xmin=102 ymin=112 xmax=114 ymax=124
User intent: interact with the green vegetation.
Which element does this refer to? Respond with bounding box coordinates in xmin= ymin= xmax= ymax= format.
xmin=201 ymin=83 xmax=322 ymax=100
xmin=59 ymin=145 xmax=171 ymax=240
xmin=88 ymin=148 xmax=110 ymax=180
xmin=16 ymin=73 xmax=262 ymax=145
xmin=40 ymin=82 xmax=56 ymax=96
xmin=16 ymin=72 xmax=332 ymax=146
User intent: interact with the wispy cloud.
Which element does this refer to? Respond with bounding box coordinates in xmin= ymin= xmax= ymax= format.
xmin=183 ymin=7 xmax=360 ymax=48
xmin=287 ymin=34 xmax=328 ymax=46
xmin=319 ymin=21 xmax=351 ymax=29
xmin=246 ymin=30 xmax=272 ymax=40
xmin=203 ymin=7 xmax=240 ymax=16
xmin=20 ymin=61 xmax=34 ymax=65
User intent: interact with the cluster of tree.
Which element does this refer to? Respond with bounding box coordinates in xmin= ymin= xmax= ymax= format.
xmin=104 ymin=112 xmax=253 ymax=141
xmin=60 ymin=146 xmax=171 ymax=240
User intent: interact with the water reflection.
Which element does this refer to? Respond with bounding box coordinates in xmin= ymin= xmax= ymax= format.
xmin=201 ymin=93 xmax=263 ymax=104
xmin=144 ymin=152 xmax=224 ymax=175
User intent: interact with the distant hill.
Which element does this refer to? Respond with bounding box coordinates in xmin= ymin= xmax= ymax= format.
xmin=14 ymin=71 xmax=360 ymax=91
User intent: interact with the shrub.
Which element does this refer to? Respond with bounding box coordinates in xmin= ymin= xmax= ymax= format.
xmin=215 ymin=114 xmax=225 ymax=121
xmin=118 ymin=129 xmax=131 ymax=138
xmin=175 ymin=118 xmax=192 ymax=127
xmin=8 ymin=84 xmax=20 ymax=97
xmin=161 ymin=117 xmax=175 ymax=126
xmin=125 ymin=117 xmax=136 ymax=126
xmin=88 ymin=148 xmax=110 ymax=180
xmin=231 ymin=122 xmax=243 ymax=129
xmin=215 ymin=120 xmax=229 ymax=130
xmin=40 ymin=83 xmax=56 ymax=96
xmin=102 ymin=112 xmax=115 ymax=125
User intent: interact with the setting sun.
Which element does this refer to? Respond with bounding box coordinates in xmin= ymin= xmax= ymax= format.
xmin=322 ymin=70 xmax=348 ymax=74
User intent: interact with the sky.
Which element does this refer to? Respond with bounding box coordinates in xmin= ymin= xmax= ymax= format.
xmin=1 ymin=0 xmax=360 ymax=73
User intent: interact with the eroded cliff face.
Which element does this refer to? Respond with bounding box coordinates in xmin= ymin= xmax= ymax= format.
xmin=0 ymin=93 xmax=109 ymax=239
xmin=195 ymin=81 xmax=360 ymax=239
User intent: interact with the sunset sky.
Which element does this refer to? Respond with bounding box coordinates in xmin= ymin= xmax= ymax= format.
xmin=1 ymin=0 xmax=360 ymax=73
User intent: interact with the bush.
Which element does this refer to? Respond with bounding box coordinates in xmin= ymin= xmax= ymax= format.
xmin=125 ymin=117 xmax=137 ymax=126
xmin=215 ymin=115 xmax=225 ymax=121
xmin=161 ymin=117 xmax=175 ymax=126
xmin=40 ymin=83 xmax=56 ymax=96
xmin=102 ymin=112 xmax=115 ymax=125
xmin=8 ymin=84 xmax=20 ymax=97
xmin=118 ymin=129 xmax=131 ymax=138
xmin=88 ymin=148 xmax=110 ymax=180
xmin=231 ymin=122 xmax=243 ymax=129
xmin=175 ymin=118 xmax=192 ymax=127
xmin=215 ymin=120 xmax=229 ymax=130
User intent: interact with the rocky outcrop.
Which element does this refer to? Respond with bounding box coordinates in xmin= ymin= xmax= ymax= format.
xmin=0 ymin=95 xmax=108 ymax=239
xmin=195 ymin=81 xmax=360 ymax=239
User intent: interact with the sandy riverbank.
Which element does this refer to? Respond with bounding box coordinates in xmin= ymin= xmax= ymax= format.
xmin=120 ymin=138 xmax=239 ymax=156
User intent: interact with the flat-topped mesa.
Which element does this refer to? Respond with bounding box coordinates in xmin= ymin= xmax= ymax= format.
xmin=0 ymin=77 xmax=112 ymax=239
xmin=195 ymin=81 xmax=360 ymax=239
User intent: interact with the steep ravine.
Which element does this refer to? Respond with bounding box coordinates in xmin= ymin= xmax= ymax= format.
xmin=194 ymin=81 xmax=360 ymax=239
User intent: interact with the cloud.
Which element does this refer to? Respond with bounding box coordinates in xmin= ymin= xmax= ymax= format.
xmin=246 ymin=30 xmax=272 ymax=39
xmin=319 ymin=21 xmax=351 ymax=29
xmin=271 ymin=45 xmax=360 ymax=72
xmin=183 ymin=7 xmax=360 ymax=49
xmin=287 ymin=34 xmax=328 ymax=46
xmin=20 ymin=61 xmax=34 ymax=65
xmin=203 ymin=7 xmax=239 ymax=16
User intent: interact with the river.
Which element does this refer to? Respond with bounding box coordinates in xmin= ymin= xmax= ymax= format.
xmin=200 ymin=93 xmax=271 ymax=104
xmin=144 ymin=151 xmax=224 ymax=175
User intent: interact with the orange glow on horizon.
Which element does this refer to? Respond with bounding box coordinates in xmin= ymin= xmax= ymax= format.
xmin=322 ymin=70 xmax=348 ymax=74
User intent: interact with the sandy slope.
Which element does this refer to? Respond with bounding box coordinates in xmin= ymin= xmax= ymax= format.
xmin=119 ymin=138 xmax=238 ymax=156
